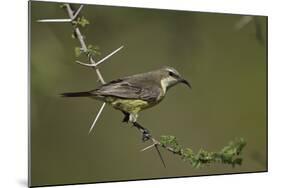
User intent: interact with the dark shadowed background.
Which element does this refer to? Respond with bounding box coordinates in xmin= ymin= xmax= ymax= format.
xmin=29 ymin=1 xmax=267 ymax=187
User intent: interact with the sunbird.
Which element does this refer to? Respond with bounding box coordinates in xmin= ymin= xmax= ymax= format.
xmin=61 ymin=66 xmax=191 ymax=141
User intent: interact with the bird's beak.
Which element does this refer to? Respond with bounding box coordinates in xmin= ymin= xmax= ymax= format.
xmin=180 ymin=79 xmax=192 ymax=89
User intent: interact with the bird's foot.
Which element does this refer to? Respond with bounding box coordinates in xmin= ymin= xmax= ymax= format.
xmin=132 ymin=122 xmax=151 ymax=142
xmin=142 ymin=129 xmax=151 ymax=142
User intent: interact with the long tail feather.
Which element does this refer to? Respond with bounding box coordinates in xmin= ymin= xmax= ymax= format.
xmin=61 ymin=91 xmax=92 ymax=97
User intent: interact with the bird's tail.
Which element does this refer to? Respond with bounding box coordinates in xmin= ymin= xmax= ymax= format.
xmin=61 ymin=91 xmax=92 ymax=97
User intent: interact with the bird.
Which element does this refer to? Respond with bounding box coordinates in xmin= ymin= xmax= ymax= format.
xmin=61 ymin=66 xmax=191 ymax=141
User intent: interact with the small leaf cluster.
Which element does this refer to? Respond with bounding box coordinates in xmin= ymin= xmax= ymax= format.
xmin=160 ymin=136 xmax=246 ymax=168
xmin=74 ymin=44 xmax=101 ymax=57
xmin=73 ymin=16 xmax=90 ymax=27
xmin=87 ymin=44 xmax=101 ymax=56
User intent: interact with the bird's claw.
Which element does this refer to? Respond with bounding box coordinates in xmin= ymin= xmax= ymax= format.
xmin=142 ymin=129 xmax=151 ymax=142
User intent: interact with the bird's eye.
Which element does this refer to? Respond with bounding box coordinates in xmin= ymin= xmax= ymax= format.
xmin=169 ymin=71 xmax=176 ymax=77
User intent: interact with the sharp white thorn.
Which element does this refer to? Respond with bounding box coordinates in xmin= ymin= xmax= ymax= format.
xmin=95 ymin=45 xmax=124 ymax=66
xmin=141 ymin=144 xmax=156 ymax=152
xmin=76 ymin=60 xmax=97 ymax=67
xmin=37 ymin=18 xmax=72 ymax=23
xmin=73 ymin=5 xmax=84 ymax=19
xmin=88 ymin=103 xmax=106 ymax=134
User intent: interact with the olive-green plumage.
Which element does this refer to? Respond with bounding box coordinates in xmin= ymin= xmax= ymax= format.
xmin=61 ymin=66 xmax=191 ymax=122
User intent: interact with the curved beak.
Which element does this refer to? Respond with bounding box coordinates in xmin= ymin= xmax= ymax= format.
xmin=180 ymin=79 xmax=192 ymax=89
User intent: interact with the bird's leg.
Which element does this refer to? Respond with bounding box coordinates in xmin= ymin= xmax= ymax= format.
xmin=133 ymin=121 xmax=151 ymax=142
xmin=129 ymin=113 xmax=138 ymax=123
xmin=120 ymin=112 xmax=151 ymax=141
xmin=122 ymin=111 xmax=130 ymax=123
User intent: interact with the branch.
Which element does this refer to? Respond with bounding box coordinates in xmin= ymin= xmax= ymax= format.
xmin=160 ymin=136 xmax=246 ymax=168
xmin=135 ymin=123 xmax=246 ymax=168
xmin=59 ymin=4 xmax=109 ymax=135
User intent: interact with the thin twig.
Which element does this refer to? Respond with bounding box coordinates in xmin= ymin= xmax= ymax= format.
xmin=64 ymin=4 xmax=108 ymax=133
xmin=90 ymin=57 xmax=106 ymax=84
xmin=65 ymin=4 xmax=89 ymax=54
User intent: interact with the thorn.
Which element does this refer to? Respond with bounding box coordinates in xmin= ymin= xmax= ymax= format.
xmin=73 ymin=5 xmax=84 ymax=20
xmin=95 ymin=45 xmax=124 ymax=66
xmin=88 ymin=103 xmax=106 ymax=134
xmin=154 ymin=145 xmax=166 ymax=168
xmin=141 ymin=144 xmax=155 ymax=152
xmin=76 ymin=60 xmax=97 ymax=67
xmin=37 ymin=18 xmax=72 ymax=23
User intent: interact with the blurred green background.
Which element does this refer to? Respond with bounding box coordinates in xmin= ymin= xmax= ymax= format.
xmin=30 ymin=1 xmax=267 ymax=187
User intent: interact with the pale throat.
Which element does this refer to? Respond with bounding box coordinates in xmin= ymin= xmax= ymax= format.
xmin=160 ymin=76 xmax=176 ymax=93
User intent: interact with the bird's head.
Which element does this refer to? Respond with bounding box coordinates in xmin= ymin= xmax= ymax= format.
xmin=159 ymin=66 xmax=191 ymax=92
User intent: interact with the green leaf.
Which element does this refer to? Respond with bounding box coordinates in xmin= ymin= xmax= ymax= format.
xmin=74 ymin=47 xmax=82 ymax=57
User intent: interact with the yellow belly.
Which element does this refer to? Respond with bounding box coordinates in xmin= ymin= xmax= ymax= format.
xmin=110 ymin=99 xmax=150 ymax=114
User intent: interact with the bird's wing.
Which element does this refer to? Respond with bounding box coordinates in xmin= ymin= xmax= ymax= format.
xmin=91 ymin=78 xmax=162 ymax=102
